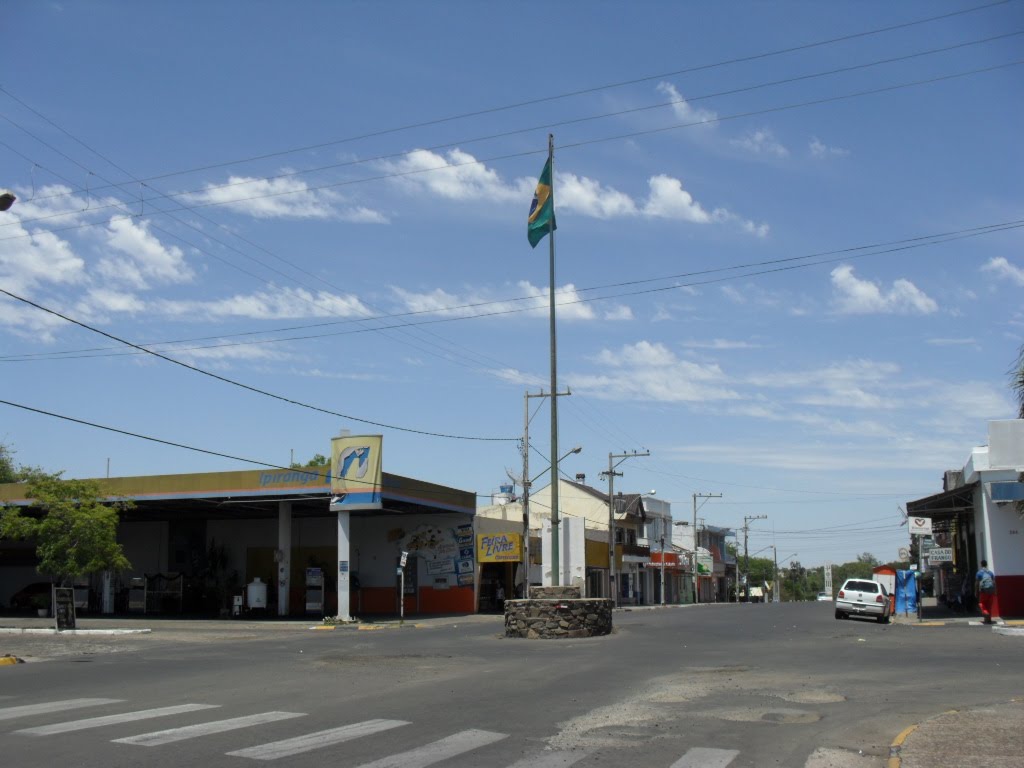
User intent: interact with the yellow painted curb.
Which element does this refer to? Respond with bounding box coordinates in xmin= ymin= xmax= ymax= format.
xmin=888 ymin=709 xmax=957 ymax=768
xmin=887 ymin=722 xmax=918 ymax=767
xmin=358 ymin=625 xmax=385 ymax=631
xmin=915 ymin=621 xmax=946 ymax=627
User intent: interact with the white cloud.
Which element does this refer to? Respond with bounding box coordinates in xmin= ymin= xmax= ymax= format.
xmin=572 ymin=340 xmax=740 ymax=402
xmin=657 ymin=82 xmax=718 ymax=125
xmin=10 ymin=184 xmax=124 ymax=226
xmin=558 ymin=173 xmax=638 ymax=218
xmin=603 ymin=305 xmax=634 ymax=321
xmin=982 ymin=257 xmax=1024 ymax=286
xmin=183 ymin=174 xmax=383 ymax=221
xmin=98 ymin=217 xmax=193 ymax=289
xmin=391 ymin=281 xmax=615 ymax=322
xmin=681 ymin=338 xmax=762 ymax=350
xmin=77 ymin=288 xmax=146 ymax=315
xmin=752 ymin=359 xmax=902 ymax=411
xmin=0 ymin=212 xmax=85 ymax=294
xmin=384 ymin=148 xmax=526 ymax=202
xmin=381 ymin=148 xmax=766 ymax=236
xmin=830 ymin=265 xmax=937 ymax=315
xmin=927 ymin=337 xmax=976 ymax=347
xmin=156 ymin=286 xmax=371 ymax=321
xmin=491 ymin=367 xmax=547 ymax=387
xmin=809 ymin=137 xmax=849 ymax=158
xmin=642 ymin=175 xmax=712 ymax=223
xmin=732 ymin=128 xmax=789 ymax=158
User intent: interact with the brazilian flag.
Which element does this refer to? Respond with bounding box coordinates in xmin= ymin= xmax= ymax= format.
xmin=527 ymin=158 xmax=556 ymax=248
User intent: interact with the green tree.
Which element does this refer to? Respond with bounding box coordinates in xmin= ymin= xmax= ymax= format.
xmin=856 ymin=552 xmax=881 ymax=567
xmin=290 ymin=453 xmax=329 ymax=469
xmin=0 ymin=443 xmax=16 ymax=484
xmin=1013 ymin=343 xmax=1024 ymax=419
xmin=0 ymin=442 xmax=41 ymax=484
xmin=0 ymin=471 xmax=132 ymax=586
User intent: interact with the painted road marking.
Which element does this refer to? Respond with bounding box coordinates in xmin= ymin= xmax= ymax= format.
xmin=14 ymin=703 xmax=220 ymax=735
xmin=226 ymin=718 xmax=409 ymax=760
xmin=505 ymin=749 xmax=593 ymax=767
xmin=112 ymin=711 xmax=306 ymax=746
xmin=671 ymin=747 xmax=741 ymax=768
xmin=0 ymin=698 xmax=123 ymax=722
xmin=354 ymin=729 xmax=508 ymax=768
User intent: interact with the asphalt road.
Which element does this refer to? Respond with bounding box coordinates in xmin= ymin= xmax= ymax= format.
xmin=1 ymin=602 xmax=1021 ymax=767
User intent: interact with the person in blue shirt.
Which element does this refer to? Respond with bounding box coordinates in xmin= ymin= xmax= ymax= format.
xmin=975 ymin=560 xmax=996 ymax=624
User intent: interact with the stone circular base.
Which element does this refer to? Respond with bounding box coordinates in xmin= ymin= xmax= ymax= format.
xmin=504 ymin=588 xmax=612 ymax=639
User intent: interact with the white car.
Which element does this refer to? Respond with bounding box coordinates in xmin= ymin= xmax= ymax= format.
xmin=835 ymin=578 xmax=890 ymax=623
xmin=816 ymin=591 xmax=831 ymax=602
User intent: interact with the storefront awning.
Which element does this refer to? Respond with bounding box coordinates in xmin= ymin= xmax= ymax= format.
xmin=907 ymin=482 xmax=977 ymax=521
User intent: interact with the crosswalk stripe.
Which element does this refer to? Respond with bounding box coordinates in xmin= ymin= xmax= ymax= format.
xmin=226 ymin=718 xmax=409 ymax=761
xmin=0 ymin=698 xmax=123 ymax=722
xmin=671 ymin=747 xmax=741 ymax=768
xmin=14 ymin=703 xmax=220 ymax=735
xmin=505 ymin=749 xmax=593 ymax=767
xmin=111 ymin=711 xmax=306 ymax=746
xmin=353 ymin=729 xmax=508 ymax=768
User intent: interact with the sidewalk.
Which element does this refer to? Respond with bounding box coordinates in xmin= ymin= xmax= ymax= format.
xmin=0 ymin=610 xmax=500 ymax=635
xmin=890 ymin=699 xmax=1024 ymax=767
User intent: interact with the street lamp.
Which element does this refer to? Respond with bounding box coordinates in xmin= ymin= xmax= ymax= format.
xmin=0 ymin=190 xmax=16 ymax=212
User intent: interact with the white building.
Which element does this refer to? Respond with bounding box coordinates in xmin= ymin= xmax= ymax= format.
xmin=908 ymin=420 xmax=1024 ymax=618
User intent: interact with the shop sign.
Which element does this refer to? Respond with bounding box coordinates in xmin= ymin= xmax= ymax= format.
xmin=696 ymin=552 xmax=714 ymax=575
xmin=476 ymin=533 xmax=522 ymax=562
xmin=426 ymin=559 xmax=456 ymax=575
xmin=927 ymin=547 xmax=953 ymax=563
xmin=908 ymin=516 xmax=932 ymax=536
xmin=329 ymin=434 xmax=383 ymax=511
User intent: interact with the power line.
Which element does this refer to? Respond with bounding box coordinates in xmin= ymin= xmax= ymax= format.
xmin=0 ymin=108 xmax=519 ymax=378
xmin=20 ymin=26 xmax=1020 ymax=212
xmin=4 ymin=217 xmax=1019 ymax=363
xmin=0 ymin=286 xmax=516 ymax=443
xmin=0 ymin=398 xmax=500 ymax=502
xmin=5 ymin=57 xmax=1021 ymax=234
xmin=6 ymin=0 xmax=1008 ymax=199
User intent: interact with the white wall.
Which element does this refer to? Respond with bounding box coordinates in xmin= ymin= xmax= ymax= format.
xmin=541 ymin=517 xmax=585 ymax=592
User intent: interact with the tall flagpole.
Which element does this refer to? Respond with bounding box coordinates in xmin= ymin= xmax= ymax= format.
xmin=547 ymin=133 xmax=561 ymax=587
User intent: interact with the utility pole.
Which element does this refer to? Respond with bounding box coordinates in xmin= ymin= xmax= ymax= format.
xmin=692 ymin=492 xmax=722 ymax=604
xmin=742 ymin=514 xmax=767 ymax=602
xmin=772 ymin=546 xmax=779 ymax=603
xmin=601 ymin=451 xmax=650 ymax=608
xmin=660 ymin=531 xmax=666 ymax=607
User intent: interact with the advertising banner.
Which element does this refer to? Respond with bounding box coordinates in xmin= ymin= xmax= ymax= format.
xmin=330 ymin=435 xmax=383 ymax=511
xmin=696 ymin=550 xmax=714 ymax=575
xmin=476 ymin=533 xmax=522 ymax=562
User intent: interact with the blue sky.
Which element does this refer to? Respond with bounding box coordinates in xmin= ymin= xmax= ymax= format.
xmin=2 ymin=1 xmax=1022 ymax=567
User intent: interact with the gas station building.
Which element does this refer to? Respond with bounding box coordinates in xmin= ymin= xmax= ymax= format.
xmin=0 ymin=441 xmax=478 ymax=618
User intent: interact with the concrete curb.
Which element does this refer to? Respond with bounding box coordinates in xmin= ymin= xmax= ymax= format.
xmin=886 ymin=720 xmax=922 ymax=768
xmin=0 ymin=628 xmax=152 ymax=635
